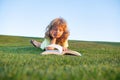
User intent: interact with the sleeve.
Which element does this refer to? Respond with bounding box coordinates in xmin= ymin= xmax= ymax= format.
xmin=40 ymin=38 xmax=50 ymax=50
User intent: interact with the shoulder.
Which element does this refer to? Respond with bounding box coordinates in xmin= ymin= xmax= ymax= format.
xmin=40 ymin=38 xmax=51 ymax=50
xmin=44 ymin=38 xmax=50 ymax=42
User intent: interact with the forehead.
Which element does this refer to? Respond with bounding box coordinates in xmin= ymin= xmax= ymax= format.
xmin=52 ymin=26 xmax=63 ymax=30
xmin=52 ymin=19 xmax=66 ymax=27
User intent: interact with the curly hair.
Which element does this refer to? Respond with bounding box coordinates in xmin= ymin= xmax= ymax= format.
xmin=45 ymin=18 xmax=70 ymax=46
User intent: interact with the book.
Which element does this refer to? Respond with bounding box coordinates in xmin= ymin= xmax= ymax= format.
xmin=41 ymin=44 xmax=82 ymax=56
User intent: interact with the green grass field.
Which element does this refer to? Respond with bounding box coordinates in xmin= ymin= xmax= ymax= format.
xmin=0 ymin=35 xmax=120 ymax=80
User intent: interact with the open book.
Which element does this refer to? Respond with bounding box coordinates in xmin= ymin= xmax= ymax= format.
xmin=41 ymin=44 xmax=82 ymax=56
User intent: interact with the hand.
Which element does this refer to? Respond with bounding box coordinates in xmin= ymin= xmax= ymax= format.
xmin=50 ymin=31 xmax=56 ymax=38
xmin=51 ymin=33 xmax=57 ymax=38
xmin=45 ymin=47 xmax=54 ymax=50
xmin=63 ymin=47 xmax=68 ymax=51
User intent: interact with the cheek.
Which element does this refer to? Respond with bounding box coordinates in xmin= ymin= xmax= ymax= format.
xmin=61 ymin=31 xmax=64 ymax=34
xmin=59 ymin=32 xmax=63 ymax=36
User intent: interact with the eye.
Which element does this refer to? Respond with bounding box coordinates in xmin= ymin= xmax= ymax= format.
xmin=59 ymin=29 xmax=63 ymax=32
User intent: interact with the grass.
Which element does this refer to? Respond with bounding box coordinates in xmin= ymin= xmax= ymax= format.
xmin=0 ymin=35 xmax=120 ymax=80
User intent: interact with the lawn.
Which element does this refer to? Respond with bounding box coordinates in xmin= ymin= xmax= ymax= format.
xmin=0 ymin=35 xmax=120 ymax=80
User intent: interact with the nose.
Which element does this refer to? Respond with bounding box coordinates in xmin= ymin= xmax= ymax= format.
xmin=55 ymin=29 xmax=59 ymax=34
xmin=57 ymin=29 xmax=60 ymax=32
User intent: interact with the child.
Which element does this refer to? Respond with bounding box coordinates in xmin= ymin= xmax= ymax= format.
xmin=30 ymin=17 xmax=70 ymax=51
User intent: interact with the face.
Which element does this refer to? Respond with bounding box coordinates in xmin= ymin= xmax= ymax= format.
xmin=50 ymin=26 xmax=64 ymax=38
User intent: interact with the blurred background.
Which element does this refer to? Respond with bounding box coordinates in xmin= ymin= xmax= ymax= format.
xmin=0 ymin=0 xmax=120 ymax=42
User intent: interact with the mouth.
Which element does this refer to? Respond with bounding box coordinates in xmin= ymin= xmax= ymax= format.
xmin=53 ymin=34 xmax=60 ymax=38
xmin=54 ymin=34 xmax=57 ymax=36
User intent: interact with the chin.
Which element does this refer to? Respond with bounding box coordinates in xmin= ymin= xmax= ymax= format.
xmin=56 ymin=36 xmax=61 ymax=38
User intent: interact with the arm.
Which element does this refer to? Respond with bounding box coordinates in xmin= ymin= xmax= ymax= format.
xmin=45 ymin=38 xmax=56 ymax=50
xmin=62 ymin=39 xmax=69 ymax=51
